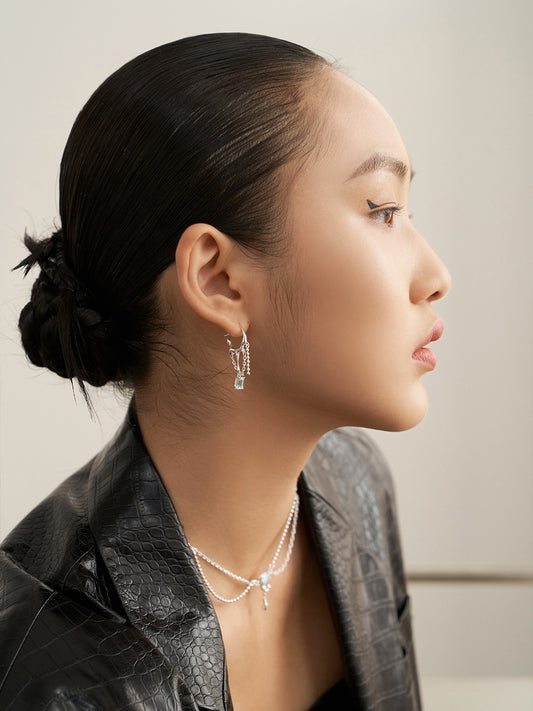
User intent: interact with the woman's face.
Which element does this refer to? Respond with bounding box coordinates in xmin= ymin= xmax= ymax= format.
xmin=260 ymin=69 xmax=451 ymax=432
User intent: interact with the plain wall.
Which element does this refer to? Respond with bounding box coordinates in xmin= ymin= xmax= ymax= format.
xmin=1 ymin=0 xmax=532 ymax=686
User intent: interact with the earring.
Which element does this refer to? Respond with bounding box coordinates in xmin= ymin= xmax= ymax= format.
xmin=225 ymin=328 xmax=250 ymax=390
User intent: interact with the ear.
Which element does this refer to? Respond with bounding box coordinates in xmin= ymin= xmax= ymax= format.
xmin=174 ymin=223 xmax=250 ymax=337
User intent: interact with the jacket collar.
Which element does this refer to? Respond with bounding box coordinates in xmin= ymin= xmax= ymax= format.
xmin=87 ymin=407 xmax=409 ymax=710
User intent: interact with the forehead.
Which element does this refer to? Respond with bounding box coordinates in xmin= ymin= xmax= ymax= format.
xmin=303 ymin=70 xmax=410 ymax=183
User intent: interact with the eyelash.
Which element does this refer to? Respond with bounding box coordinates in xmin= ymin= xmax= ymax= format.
xmin=367 ymin=200 xmax=405 ymax=228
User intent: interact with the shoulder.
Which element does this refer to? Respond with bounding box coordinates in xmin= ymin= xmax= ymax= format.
xmin=0 ymin=552 xmax=193 ymax=709
xmin=304 ymin=427 xmax=396 ymax=524
xmin=310 ymin=426 xmax=394 ymax=492
xmin=0 ymin=458 xmax=113 ymax=612
xmin=0 ymin=459 xmax=198 ymax=710
xmin=304 ymin=427 xmax=406 ymax=586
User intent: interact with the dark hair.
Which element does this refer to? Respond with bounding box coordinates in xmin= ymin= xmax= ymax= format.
xmin=15 ymin=33 xmax=331 ymax=397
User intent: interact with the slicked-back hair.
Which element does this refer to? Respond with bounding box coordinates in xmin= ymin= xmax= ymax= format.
xmin=16 ymin=33 xmax=331 ymax=395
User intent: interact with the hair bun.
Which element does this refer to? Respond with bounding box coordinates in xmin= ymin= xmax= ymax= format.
xmin=15 ymin=229 xmax=119 ymax=389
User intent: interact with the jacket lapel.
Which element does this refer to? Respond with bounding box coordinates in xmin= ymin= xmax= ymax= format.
xmin=88 ymin=417 xmax=230 ymax=711
xmin=300 ymin=429 xmax=417 ymax=710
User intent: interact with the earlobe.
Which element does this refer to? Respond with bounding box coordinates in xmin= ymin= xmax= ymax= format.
xmin=174 ymin=223 xmax=249 ymax=336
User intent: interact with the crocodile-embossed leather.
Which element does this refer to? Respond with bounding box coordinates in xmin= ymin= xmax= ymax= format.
xmin=0 ymin=403 xmax=422 ymax=710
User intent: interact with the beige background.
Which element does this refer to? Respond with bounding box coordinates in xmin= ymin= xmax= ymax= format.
xmin=1 ymin=0 xmax=532 ymax=702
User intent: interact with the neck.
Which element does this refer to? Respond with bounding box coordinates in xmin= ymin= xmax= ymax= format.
xmin=134 ymin=386 xmax=325 ymax=585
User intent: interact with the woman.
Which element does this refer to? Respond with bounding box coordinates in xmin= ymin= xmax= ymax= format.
xmin=0 ymin=33 xmax=450 ymax=710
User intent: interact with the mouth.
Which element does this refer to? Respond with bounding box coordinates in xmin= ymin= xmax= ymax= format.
xmin=412 ymin=319 xmax=444 ymax=370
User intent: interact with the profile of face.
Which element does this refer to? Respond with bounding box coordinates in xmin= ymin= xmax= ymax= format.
xmin=250 ymin=69 xmax=451 ymax=432
xmin=15 ymin=33 xmax=449 ymax=437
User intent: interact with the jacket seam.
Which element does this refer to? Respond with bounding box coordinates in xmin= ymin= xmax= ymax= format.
xmin=0 ymin=590 xmax=58 ymax=697
xmin=303 ymin=486 xmax=351 ymax=528
xmin=59 ymin=549 xmax=93 ymax=595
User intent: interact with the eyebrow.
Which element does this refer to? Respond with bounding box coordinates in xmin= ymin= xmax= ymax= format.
xmin=345 ymin=152 xmax=414 ymax=182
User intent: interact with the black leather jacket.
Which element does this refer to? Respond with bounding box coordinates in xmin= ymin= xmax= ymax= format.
xmin=0 ymin=407 xmax=422 ymax=710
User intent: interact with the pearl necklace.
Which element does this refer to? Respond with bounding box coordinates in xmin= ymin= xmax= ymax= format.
xmin=189 ymin=491 xmax=299 ymax=611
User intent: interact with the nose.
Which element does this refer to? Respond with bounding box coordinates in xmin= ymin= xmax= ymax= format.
xmin=409 ymin=231 xmax=451 ymax=305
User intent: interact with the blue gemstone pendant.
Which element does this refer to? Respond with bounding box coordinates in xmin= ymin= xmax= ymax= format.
xmin=259 ymin=572 xmax=272 ymax=610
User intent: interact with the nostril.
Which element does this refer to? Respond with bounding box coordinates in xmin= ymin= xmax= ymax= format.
xmin=429 ymin=288 xmax=444 ymax=302
xmin=429 ymin=270 xmax=452 ymax=302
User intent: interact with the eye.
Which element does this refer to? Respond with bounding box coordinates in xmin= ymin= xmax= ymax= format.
xmin=366 ymin=200 xmax=403 ymax=228
xmin=376 ymin=207 xmax=396 ymax=226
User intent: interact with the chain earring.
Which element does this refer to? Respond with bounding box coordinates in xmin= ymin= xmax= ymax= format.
xmin=225 ymin=328 xmax=250 ymax=390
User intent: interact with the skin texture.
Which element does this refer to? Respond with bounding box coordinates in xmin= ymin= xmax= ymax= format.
xmin=271 ymin=71 xmax=451 ymax=433
xmin=135 ymin=68 xmax=451 ymax=710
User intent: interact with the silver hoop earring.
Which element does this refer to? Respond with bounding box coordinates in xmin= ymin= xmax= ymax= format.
xmin=225 ymin=328 xmax=250 ymax=390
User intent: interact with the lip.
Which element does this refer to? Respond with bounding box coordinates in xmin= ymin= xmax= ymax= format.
xmin=412 ymin=318 xmax=444 ymax=370
xmin=417 ymin=318 xmax=445 ymax=350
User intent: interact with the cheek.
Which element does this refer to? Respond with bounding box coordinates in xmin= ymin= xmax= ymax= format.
xmin=273 ymin=218 xmax=427 ymax=429
xmin=302 ymin=220 xmax=406 ymax=353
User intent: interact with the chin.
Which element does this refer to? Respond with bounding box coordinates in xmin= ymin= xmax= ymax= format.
xmin=383 ymin=396 xmax=429 ymax=432
xmin=382 ymin=413 xmax=426 ymax=432
xmin=358 ymin=390 xmax=429 ymax=432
